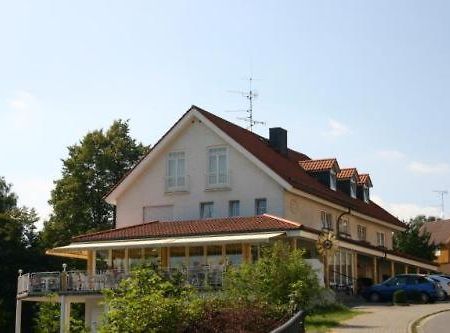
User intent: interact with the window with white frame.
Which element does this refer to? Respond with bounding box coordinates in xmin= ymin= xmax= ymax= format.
xmin=255 ymin=198 xmax=267 ymax=215
xmin=357 ymin=225 xmax=367 ymax=241
xmin=166 ymin=151 xmax=186 ymax=191
xmin=330 ymin=169 xmax=337 ymax=191
xmin=376 ymin=232 xmax=385 ymax=247
xmin=350 ymin=178 xmax=357 ymax=198
xmin=339 ymin=218 xmax=350 ymax=236
xmin=207 ymin=147 xmax=229 ymax=187
xmin=229 ymin=200 xmax=240 ymax=217
xmin=321 ymin=211 xmax=333 ymax=230
xmin=200 ymin=202 xmax=214 ymax=219
xmin=363 ymin=185 xmax=370 ymax=203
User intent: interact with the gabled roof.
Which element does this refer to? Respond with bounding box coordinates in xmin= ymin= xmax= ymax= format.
xmin=358 ymin=174 xmax=373 ymax=187
xmin=72 ymin=215 xmax=301 ymax=242
xmin=299 ymin=158 xmax=340 ymax=173
xmin=421 ymin=219 xmax=450 ymax=245
xmin=105 ymin=105 xmax=406 ymax=229
xmin=337 ymin=168 xmax=359 ymax=180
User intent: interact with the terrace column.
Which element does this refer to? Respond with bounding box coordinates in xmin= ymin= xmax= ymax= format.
xmin=405 ymin=265 xmax=409 ymax=274
xmin=59 ymin=296 xmax=71 ymax=333
xmin=15 ymin=299 xmax=22 ymax=333
xmin=416 ymin=267 xmax=420 ymax=274
xmin=373 ymin=257 xmax=378 ymax=284
xmin=352 ymin=253 xmax=358 ymax=294
xmin=391 ymin=261 xmax=395 ymax=277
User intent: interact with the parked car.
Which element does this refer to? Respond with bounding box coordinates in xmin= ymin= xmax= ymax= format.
xmin=362 ymin=274 xmax=440 ymax=303
xmin=428 ymin=274 xmax=450 ymax=299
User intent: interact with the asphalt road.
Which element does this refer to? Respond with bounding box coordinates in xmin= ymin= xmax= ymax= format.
xmin=417 ymin=309 xmax=450 ymax=333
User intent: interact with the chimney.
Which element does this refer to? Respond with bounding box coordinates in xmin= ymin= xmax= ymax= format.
xmin=269 ymin=127 xmax=288 ymax=156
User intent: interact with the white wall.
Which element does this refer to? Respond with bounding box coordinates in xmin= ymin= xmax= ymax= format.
xmin=115 ymin=117 xmax=284 ymax=228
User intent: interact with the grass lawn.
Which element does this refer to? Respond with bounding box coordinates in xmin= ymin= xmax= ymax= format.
xmin=305 ymin=305 xmax=364 ymax=333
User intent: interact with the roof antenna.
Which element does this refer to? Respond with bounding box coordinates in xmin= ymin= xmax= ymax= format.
xmin=433 ymin=190 xmax=448 ymax=219
xmin=227 ymin=77 xmax=265 ymax=132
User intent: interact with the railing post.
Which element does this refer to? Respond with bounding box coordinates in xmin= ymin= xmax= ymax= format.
xmin=15 ymin=299 xmax=22 ymax=333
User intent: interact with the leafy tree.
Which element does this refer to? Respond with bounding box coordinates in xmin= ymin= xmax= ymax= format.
xmin=0 ymin=177 xmax=43 ymax=332
xmin=100 ymin=266 xmax=203 ymax=333
xmin=224 ymin=241 xmax=321 ymax=312
xmin=393 ymin=215 xmax=438 ymax=261
xmin=42 ymin=120 xmax=149 ymax=247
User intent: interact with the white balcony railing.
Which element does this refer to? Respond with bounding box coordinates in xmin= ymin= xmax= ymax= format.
xmin=165 ymin=175 xmax=190 ymax=193
xmin=205 ymin=171 xmax=231 ymax=190
xmin=17 ymin=266 xmax=225 ymax=298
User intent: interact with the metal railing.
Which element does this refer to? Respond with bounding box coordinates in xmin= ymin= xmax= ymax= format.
xmin=17 ymin=266 xmax=225 ymax=297
xmin=270 ymin=310 xmax=305 ymax=333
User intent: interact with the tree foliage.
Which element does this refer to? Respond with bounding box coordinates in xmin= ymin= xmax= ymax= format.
xmin=393 ymin=215 xmax=438 ymax=261
xmin=0 ymin=177 xmax=44 ymax=332
xmin=100 ymin=266 xmax=203 ymax=333
xmin=223 ymin=241 xmax=321 ymax=312
xmin=42 ymin=120 xmax=149 ymax=247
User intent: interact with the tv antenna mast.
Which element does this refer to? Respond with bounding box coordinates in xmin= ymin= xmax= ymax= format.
xmin=227 ymin=77 xmax=265 ymax=132
xmin=433 ymin=190 xmax=448 ymax=219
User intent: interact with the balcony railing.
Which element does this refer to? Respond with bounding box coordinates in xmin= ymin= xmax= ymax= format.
xmin=165 ymin=175 xmax=190 ymax=193
xmin=205 ymin=171 xmax=231 ymax=190
xmin=17 ymin=266 xmax=225 ymax=298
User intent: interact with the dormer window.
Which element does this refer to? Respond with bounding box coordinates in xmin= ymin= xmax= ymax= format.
xmin=363 ymin=185 xmax=370 ymax=203
xmin=350 ymin=178 xmax=357 ymax=198
xmin=330 ymin=169 xmax=337 ymax=191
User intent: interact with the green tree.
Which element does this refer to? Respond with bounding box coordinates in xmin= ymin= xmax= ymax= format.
xmin=224 ymin=241 xmax=321 ymax=312
xmin=100 ymin=266 xmax=202 ymax=333
xmin=393 ymin=215 xmax=438 ymax=261
xmin=42 ymin=120 xmax=149 ymax=247
xmin=0 ymin=177 xmax=43 ymax=332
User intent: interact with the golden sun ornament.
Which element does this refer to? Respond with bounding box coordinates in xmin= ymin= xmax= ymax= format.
xmin=317 ymin=231 xmax=338 ymax=257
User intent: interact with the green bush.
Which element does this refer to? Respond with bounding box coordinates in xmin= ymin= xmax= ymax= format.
xmin=223 ymin=241 xmax=321 ymax=313
xmin=393 ymin=290 xmax=408 ymax=305
xmin=99 ymin=266 xmax=203 ymax=333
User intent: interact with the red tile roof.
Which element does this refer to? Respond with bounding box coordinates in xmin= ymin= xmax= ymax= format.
xmin=105 ymin=106 xmax=406 ymax=229
xmin=358 ymin=174 xmax=372 ymax=187
xmin=299 ymin=159 xmax=338 ymax=172
xmin=72 ymin=215 xmax=301 ymax=242
xmin=337 ymin=168 xmax=358 ymax=180
xmin=420 ymin=219 xmax=450 ymax=245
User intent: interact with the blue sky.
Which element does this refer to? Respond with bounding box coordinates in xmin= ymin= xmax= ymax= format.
xmin=1 ymin=0 xmax=449 ymax=226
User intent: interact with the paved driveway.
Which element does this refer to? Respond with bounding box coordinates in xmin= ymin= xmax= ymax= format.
xmin=416 ymin=309 xmax=450 ymax=333
xmin=331 ymin=302 xmax=450 ymax=333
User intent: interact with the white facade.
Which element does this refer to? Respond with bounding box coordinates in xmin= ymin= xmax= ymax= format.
xmin=115 ymin=116 xmax=284 ymax=228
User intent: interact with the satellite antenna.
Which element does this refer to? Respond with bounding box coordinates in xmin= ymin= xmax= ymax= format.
xmin=433 ymin=190 xmax=448 ymax=219
xmin=228 ymin=77 xmax=265 ymax=132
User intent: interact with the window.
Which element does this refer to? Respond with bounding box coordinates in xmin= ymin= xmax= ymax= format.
xmin=357 ymin=225 xmax=367 ymax=241
xmin=330 ymin=169 xmax=337 ymax=191
xmin=255 ymin=198 xmax=267 ymax=215
xmin=363 ymin=185 xmax=370 ymax=203
xmin=207 ymin=147 xmax=229 ymax=187
xmin=200 ymin=202 xmax=214 ymax=219
xmin=225 ymin=243 xmax=242 ymax=266
xmin=166 ymin=151 xmax=186 ymax=191
xmin=228 ymin=200 xmax=240 ymax=217
xmin=143 ymin=205 xmax=174 ymax=222
xmin=376 ymin=232 xmax=385 ymax=247
xmin=321 ymin=211 xmax=333 ymax=230
xmin=350 ymin=178 xmax=357 ymax=198
xmin=169 ymin=247 xmax=186 ymax=268
xmin=339 ymin=218 xmax=350 ymax=236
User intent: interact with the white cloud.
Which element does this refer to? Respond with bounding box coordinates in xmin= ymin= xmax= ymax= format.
xmin=323 ymin=119 xmax=350 ymax=137
xmin=371 ymin=195 xmax=441 ymax=221
xmin=4 ymin=90 xmax=39 ymax=129
xmin=376 ymin=149 xmax=405 ymax=160
xmin=12 ymin=177 xmax=53 ymax=230
xmin=408 ymin=161 xmax=450 ymax=175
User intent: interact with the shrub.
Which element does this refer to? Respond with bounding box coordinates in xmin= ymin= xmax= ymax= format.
xmin=99 ymin=266 xmax=203 ymax=333
xmin=223 ymin=241 xmax=321 ymax=313
xmin=393 ymin=290 xmax=408 ymax=305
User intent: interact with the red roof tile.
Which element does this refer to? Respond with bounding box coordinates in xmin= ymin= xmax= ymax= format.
xmin=358 ymin=174 xmax=372 ymax=187
xmin=337 ymin=168 xmax=358 ymax=180
xmin=73 ymin=215 xmax=301 ymax=242
xmin=299 ymin=159 xmax=338 ymax=172
xmin=105 ymin=106 xmax=406 ymax=229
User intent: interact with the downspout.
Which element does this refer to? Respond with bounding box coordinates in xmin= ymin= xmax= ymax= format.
xmin=336 ymin=208 xmax=351 ymax=240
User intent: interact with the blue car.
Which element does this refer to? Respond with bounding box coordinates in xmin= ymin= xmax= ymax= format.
xmin=362 ymin=274 xmax=440 ymax=303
